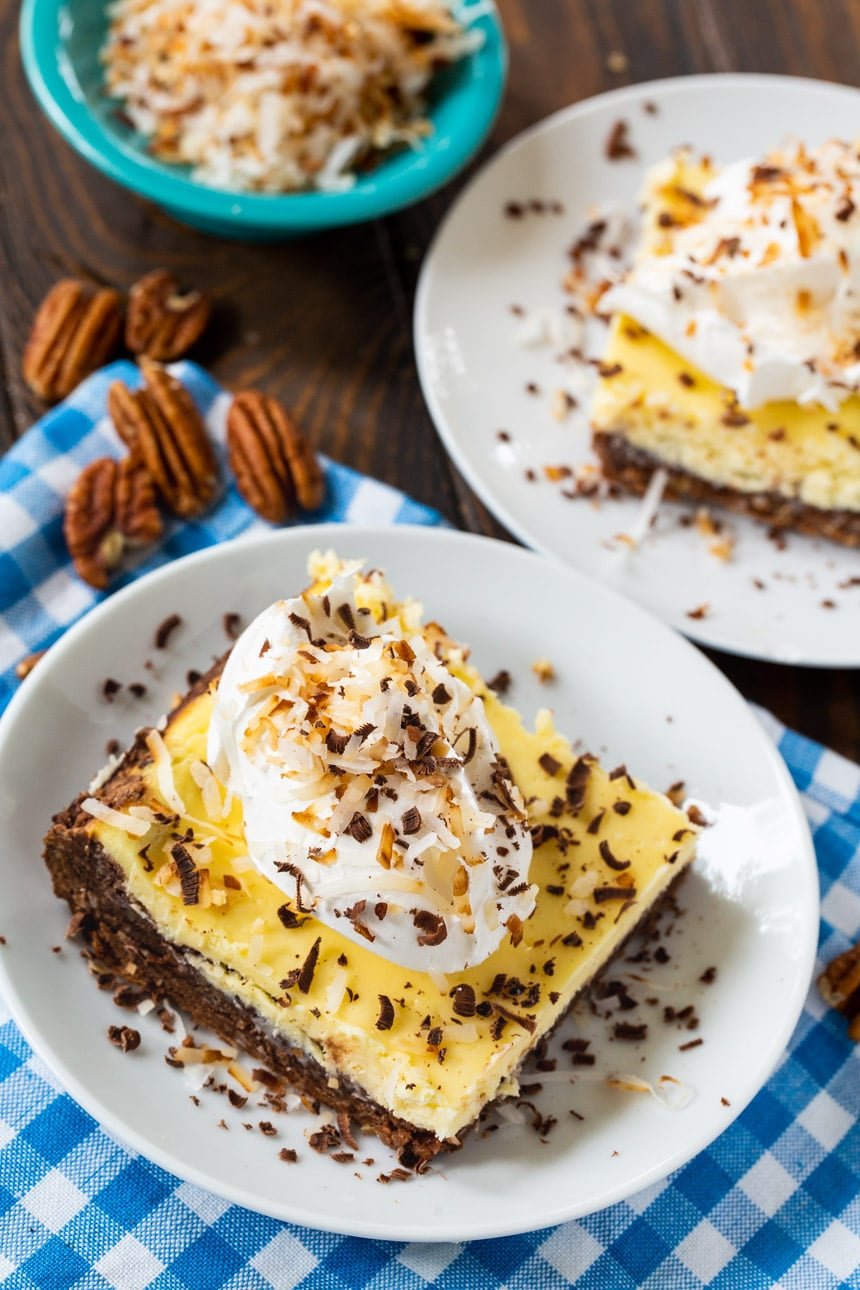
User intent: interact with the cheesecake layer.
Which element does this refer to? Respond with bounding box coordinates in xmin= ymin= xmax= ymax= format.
xmin=594 ymin=430 xmax=860 ymax=546
xmin=45 ymin=666 xmax=696 ymax=1147
xmin=592 ymin=315 xmax=860 ymax=518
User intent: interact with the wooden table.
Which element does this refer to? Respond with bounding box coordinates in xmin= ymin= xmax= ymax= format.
xmin=1 ymin=0 xmax=858 ymax=758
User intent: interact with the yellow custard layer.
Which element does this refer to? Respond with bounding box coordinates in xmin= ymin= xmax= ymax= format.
xmin=89 ymin=691 xmax=695 ymax=1139
xmin=591 ymin=153 xmax=860 ymax=514
xmin=592 ymin=316 xmax=860 ymax=513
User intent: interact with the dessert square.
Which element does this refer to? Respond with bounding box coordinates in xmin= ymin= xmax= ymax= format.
xmin=591 ymin=140 xmax=860 ymax=545
xmin=44 ymin=555 xmax=697 ymax=1169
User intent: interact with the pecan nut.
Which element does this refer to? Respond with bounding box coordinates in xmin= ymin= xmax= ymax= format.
xmin=227 ymin=391 xmax=325 ymax=523
xmin=23 ymin=279 xmax=123 ymax=403
xmin=819 ymin=941 xmax=860 ymax=1041
xmin=108 ymin=359 xmax=219 ymax=517
xmin=126 ymin=269 xmax=212 ymax=361
xmin=64 ymin=456 xmax=162 ymax=589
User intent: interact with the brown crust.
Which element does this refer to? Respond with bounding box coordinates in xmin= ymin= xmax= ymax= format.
xmin=43 ymin=654 xmax=689 ymax=1169
xmin=44 ymin=821 xmax=449 ymax=1167
xmin=593 ymin=431 xmax=860 ymax=548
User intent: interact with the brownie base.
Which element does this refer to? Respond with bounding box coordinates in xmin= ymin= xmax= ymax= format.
xmin=593 ymin=431 xmax=860 ymax=547
xmin=44 ymin=810 xmax=450 ymax=1170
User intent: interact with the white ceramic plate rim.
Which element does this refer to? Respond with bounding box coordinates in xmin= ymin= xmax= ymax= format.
xmin=414 ymin=73 xmax=860 ymax=669
xmin=0 ymin=526 xmax=818 ymax=1240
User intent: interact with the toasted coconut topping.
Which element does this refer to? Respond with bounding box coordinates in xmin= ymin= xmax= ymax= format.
xmin=81 ymin=797 xmax=151 ymax=837
xmin=145 ymin=728 xmax=186 ymax=816
xmin=208 ymin=555 xmax=536 ymax=972
xmin=102 ymin=0 xmax=481 ymax=196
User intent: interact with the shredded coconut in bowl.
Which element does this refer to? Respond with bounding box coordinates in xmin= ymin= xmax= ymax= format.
xmin=101 ymin=0 xmax=482 ymax=194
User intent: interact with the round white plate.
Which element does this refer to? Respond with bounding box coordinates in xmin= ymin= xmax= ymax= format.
xmin=415 ymin=74 xmax=860 ymax=667
xmin=0 ymin=526 xmax=817 ymax=1240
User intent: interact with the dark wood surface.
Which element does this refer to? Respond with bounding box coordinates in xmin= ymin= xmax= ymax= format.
xmin=1 ymin=0 xmax=858 ymax=757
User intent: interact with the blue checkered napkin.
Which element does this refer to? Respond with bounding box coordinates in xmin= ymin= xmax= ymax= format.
xmin=0 ymin=718 xmax=858 ymax=1289
xmin=0 ymin=360 xmax=444 ymax=716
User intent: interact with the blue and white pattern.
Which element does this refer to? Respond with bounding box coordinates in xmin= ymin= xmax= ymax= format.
xmin=0 ymin=372 xmax=859 ymax=1288
xmin=0 ymin=361 xmax=444 ymax=716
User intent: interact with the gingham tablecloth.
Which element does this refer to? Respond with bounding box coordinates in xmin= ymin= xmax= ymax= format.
xmin=1 ymin=366 xmax=859 ymax=1289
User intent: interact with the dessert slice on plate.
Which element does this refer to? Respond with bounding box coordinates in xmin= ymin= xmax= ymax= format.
xmin=592 ymin=139 xmax=860 ymax=545
xmin=44 ymin=554 xmax=698 ymax=1169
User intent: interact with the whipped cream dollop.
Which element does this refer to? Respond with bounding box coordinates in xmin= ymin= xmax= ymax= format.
xmin=207 ymin=561 xmax=536 ymax=972
xmin=603 ymin=139 xmax=860 ymax=411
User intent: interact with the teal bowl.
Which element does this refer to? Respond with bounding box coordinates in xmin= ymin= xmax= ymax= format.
xmin=20 ymin=0 xmax=507 ymax=240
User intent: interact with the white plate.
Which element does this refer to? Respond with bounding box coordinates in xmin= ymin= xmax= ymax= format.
xmin=0 ymin=526 xmax=817 ymax=1240
xmin=415 ymin=74 xmax=860 ymax=667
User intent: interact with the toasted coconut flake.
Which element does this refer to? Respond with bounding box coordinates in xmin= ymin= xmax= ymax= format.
xmin=607 ymin=1072 xmax=694 ymax=1109
xmin=81 ymin=797 xmax=151 ymax=837
xmin=227 ymin=1060 xmax=257 ymax=1093
xmin=190 ymin=759 xmax=228 ymax=820
xmin=324 ymin=968 xmax=349 ymax=1015
xmin=145 ymin=729 xmax=186 ymax=816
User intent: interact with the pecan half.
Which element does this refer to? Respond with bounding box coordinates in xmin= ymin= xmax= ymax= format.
xmin=126 ymin=269 xmax=212 ymax=361
xmin=64 ymin=456 xmax=162 ymax=588
xmin=23 ymin=279 xmax=123 ymax=403
xmin=227 ymin=391 xmax=325 ymax=523
xmin=108 ymin=359 xmax=219 ymax=517
xmin=819 ymin=941 xmax=860 ymax=1040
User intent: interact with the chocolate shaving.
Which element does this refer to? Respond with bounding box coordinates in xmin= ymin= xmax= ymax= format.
xmin=155 ymin=614 xmax=182 ymax=649
xmin=538 ymin=753 xmax=562 ymax=777
xmin=289 ymin=612 xmax=313 ymax=641
xmin=599 ymin=840 xmax=631 ymax=871
xmin=337 ymin=1112 xmax=359 ymax=1150
xmin=107 ymin=1025 xmax=141 ymax=1052
xmin=413 ymin=909 xmax=447 ymax=946
xmin=337 ymin=603 xmax=355 ymax=630
xmin=223 ymin=612 xmax=242 ymax=640
xmin=562 ymin=930 xmax=582 ymax=947
xmin=376 ymin=995 xmax=395 ymax=1031
xmin=345 ymin=812 xmax=372 ymax=843
xmin=530 ymin=823 xmax=559 ymax=848
xmin=401 ymin=806 xmax=421 ymax=835
xmin=594 ymin=884 xmax=636 ymax=903
xmin=566 ymin=757 xmax=591 ymax=812
xmin=605 ymin=119 xmax=636 ymax=161
xmin=309 ymin=1124 xmax=341 ymax=1153
xmin=279 ymin=1148 xmax=298 ymax=1163
xmin=492 ymin=1003 xmax=536 ymax=1034
xmin=276 ymin=905 xmax=306 ymax=930
xmin=614 ymin=1022 xmax=647 ymax=1041
xmin=344 ymin=900 xmax=375 ymax=942
xmin=451 ymin=984 xmax=476 ymax=1017
xmin=326 ymin=729 xmax=349 ymax=755
xmin=432 ymin=684 xmax=451 ymax=705
xmin=297 ymin=937 xmax=321 ymax=993
xmin=171 ymin=842 xmax=200 ymax=905
xmin=455 ymin=727 xmax=477 ymax=765
xmin=486 ymin=670 xmax=511 ymax=695
xmin=275 ymin=861 xmax=313 ymax=912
